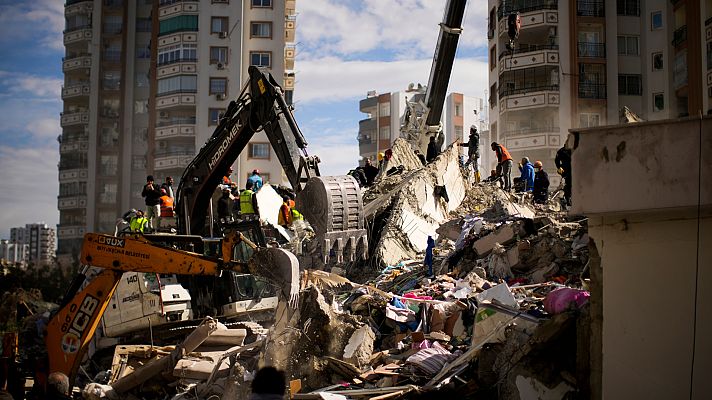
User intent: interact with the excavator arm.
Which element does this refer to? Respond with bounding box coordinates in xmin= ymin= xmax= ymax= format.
xmin=45 ymin=232 xmax=299 ymax=386
xmin=177 ymin=66 xmax=367 ymax=262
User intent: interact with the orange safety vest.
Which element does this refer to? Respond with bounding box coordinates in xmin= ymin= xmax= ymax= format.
xmin=160 ymin=195 xmax=174 ymax=217
xmin=497 ymin=144 xmax=513 ymax=163
xmin=278 ymin=203 xmax=292 ymax=226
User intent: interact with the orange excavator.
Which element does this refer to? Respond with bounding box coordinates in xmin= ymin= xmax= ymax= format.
xmin=37 ymin=66 xmax=368 ymax=393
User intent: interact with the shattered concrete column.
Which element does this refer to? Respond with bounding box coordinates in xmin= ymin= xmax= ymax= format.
xmin=111 ymin=317 xmax=218 ymax=394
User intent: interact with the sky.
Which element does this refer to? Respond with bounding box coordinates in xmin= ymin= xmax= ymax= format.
xmin=0 ymin=0 xmax=489 ymax=239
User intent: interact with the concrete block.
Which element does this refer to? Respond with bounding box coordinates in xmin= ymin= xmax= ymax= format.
xmin=473 ymin=223 xmax=518 ymax=257
xmin=343 ymin=325 xmax=376 ymax=368
xmin=507 ymin=246 xmax=520 ymax=268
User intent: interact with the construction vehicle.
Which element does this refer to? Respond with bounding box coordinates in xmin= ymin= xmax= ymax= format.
xmin=37 ymin=66 xmax=368 ymax=392
xmin=401 ymin=0 xmax=467 ymax=153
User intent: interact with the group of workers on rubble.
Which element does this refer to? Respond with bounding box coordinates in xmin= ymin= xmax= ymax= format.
xmin=119 ymin=166 xmax=306 ymax=235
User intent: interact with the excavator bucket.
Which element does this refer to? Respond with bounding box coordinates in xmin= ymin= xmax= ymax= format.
xmin=248 ymin=247 xmax=300 ymax=308
xmin=296 ymin=175 xmax=369 ymax=264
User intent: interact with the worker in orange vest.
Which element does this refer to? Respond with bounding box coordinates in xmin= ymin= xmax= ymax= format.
xmin=278 ymin=195 xmax=292 ymax=227
xmin=491 ymin=142 xmax=514 ymax=191
xmin=159 ymin=188 xmax=174 ymax=229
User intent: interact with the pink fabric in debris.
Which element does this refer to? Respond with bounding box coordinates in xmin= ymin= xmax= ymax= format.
xmin=544 ymin=288 xmax=590 ymax=314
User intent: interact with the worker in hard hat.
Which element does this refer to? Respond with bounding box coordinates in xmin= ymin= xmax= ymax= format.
xmin=532 ymin=160 xmax=550 ymax=204
xmin=247 ymin=169 xmax=263 ymax=191
xmin=491 ymin=142 xmax=513 ymax=191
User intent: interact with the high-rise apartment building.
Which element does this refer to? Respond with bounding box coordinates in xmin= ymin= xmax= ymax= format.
xmin=58 ymin=0 xmax=296 ymax=261
xmin=487 ymin=0 xmax=711 ymax=176
xmin=8 ymin=223 xmax=56 ymax=267
xmin=357 ymin=87 xmax=485 ymax=165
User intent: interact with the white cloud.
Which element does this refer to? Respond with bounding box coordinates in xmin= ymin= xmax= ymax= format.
xmin=0 ymin=71 xmax=62 ymax=100
xmin=0 ymin=0 xmax=64 ymax=50
xmin=293 ymin=56 xmax=489 ymax=104
xmin=27 ymin=117 xmax=62 ymax=141
xmin=296 ymin=0 xmax=489 ymax=59
xmin=0 ymin=145 xmax=59 ymax=238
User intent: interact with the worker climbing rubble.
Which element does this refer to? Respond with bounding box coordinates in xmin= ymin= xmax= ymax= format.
xmin=491 ymin=142 xmax=513 ymax=191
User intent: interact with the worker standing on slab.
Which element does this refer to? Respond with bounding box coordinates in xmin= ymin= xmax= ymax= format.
xmin=161 ymin=176 xmax=174 ymax=199
xmin=217 ymin=187 xmax=233 ymax=224
xmin=130 ymin=210 xmax=149 ymax=233
xmin=247 ymin=169 xmax=263 ymax=191
xmin=426 ymin=136 xmax=440 ymax=163
xmin=518 ymin=157 xmax=535 ymax=192
xmin=491 ymin=142 xmax=513 ymax=191
xmin=141 ymin=175 xmax=161 ymax=231
xmin=278 ymin=195 xmax=292 ymax=227
xmin=533 ymin=160 xmax=550 ymax=204
xmin=555 ymin=146 xmax=572 ymax=206
xmin=460 ymin=125 xmax=481 ymax=181
xmin=239 ymin=180 xmax=260 ymax=220
xmin=159 ymin=188 xmax=175 ymax=229
xmin=363 ymin=158 xmax=379 ymax=186
xmin=222 ymin=166 xmax=235 ymax=186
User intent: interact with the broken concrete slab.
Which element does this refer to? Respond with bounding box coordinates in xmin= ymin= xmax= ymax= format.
xmin=343 ymin=325 xmax=376 ymax=368
xmin=473 ymin=223 xmax=519 ymax=257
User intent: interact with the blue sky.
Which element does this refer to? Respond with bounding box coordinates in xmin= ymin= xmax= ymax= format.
xmin=0 ymin=0 xmax=489 ymax=239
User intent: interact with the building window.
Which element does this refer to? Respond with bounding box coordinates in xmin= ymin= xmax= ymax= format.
xmin=652 ymin=52 xmax=664 ymax=71
xmin=209 ymin=78 xmax=227 ymax=95
xmin=251 ymin=22 xmax=272 ymax=38
xmin=651 ymin=11 xmax=663 ymax=30
xmin=132 ymin=156 xmax=146 ymax=169
xmin=250 ymin=51 xmax=271 ymax=68
xmin=210 ymin=47 xmax=228 ymax=64
xmin=157 ymin=75 xmax=197 ymax=95
xmin=209 ymin=108 xmax=225 ymax=125
xmin=616 ymin=0 xmax=639 ymax=16
xmin=379 ymin=102 xmax=390 ymax=117
xmin=136 ymin=18 xmax=151 ymax=32
xmin=159 ymin=15 xmax=198 ymax=36
xmin=579 ymin=113 xmax=601 ymax=128
xmin=490 ymin=45 xmax=496 ymax=71
xmin=489 ymin=83 xmax=498 ymax=108
xmin=380 ymin=126 xmax=391 ymax=140
xmin=653 ymin=92 xmax=664 ymax=111
xmin=455 ymin=103 xmax=462 ymax=117
xmin=454 ymin=126 xmax=463 ymax=140
xmin=158 ymin=43 xmax=197 ymax=65
xmin=252 ymin=0 xmax=272 ymax=7
xmin=284 ymin=89 xmax=293 ymax=105
xmin=99 ymin=183 xmax=117 ymax=204
xmin=618 ymin=74 xmax=642 ymax=95
xmin=248 ymin=143 xmax=270 ymax=159
xmin=617 ymin=35 xmax=639 ymax=56
xmin=211 ymin=17 xmax=228 ymax=34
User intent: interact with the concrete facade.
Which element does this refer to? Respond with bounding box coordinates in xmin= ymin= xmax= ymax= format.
xmin=8 ymin=223 xmax=56 ymax=267
xmin=570 ymin=116 xmax=711 ymax=399
xmin=58 ymin=0 xmax=295 ymax=260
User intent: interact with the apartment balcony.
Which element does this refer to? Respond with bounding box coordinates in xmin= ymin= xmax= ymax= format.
xmin=63 ymin=26 xmax=92 ymax=45
xmin=62 ymin=54 xmax=92 ymax=72
xmin=283 ymin=73 xmax=295 ymax=90
xmin=359 ymin=96 xmax=378 ymax=113
xmin=503 ymin=128 xmax=563 ymax=152
xmin=155 ymin=121 xmax=196 ymax=140
xmin=359 ymin=118 xmax=377 ymax=133
xmin=285 ymin=46 xmax=296 ymax=71
xmin=577 ymin=42 xmax=606 ymax=58
xmin=159 ymin=0 xmax=198 ymax=20
xmin=61 ymin=83 xmax=90 ymax=100
xmin=286 ymin=0 xmax=296 ymax=16
xmin=157 ymin=59 xmax=197 ymax=78
xmin=499 ymin=7 xmax=558 ymax=36
xmin=65 ymin=0 xmax=93 ymax=16
xmin=578 ymin=83 xmax=607 ymax=99
xmin=57 ymin=224 xmax=86 ymax=240
xmin=359 ymin=140 xmax=377 ymax=156
xmin=58 ymin=195 xmax=87 ymax=211
xmin=60 ymin=111 xmax=89 ymax=127
xmin=59 ymin=168 xmax=88 ymax=183
xmin=498 ymin=44 xmax=559 ymax=72
xmin=59 ymin=139 xmax=89 ymax=154
xmin=285 ymin=17 xmax=296 ymax=43
xmin=158 ymin=32 xmax=198 ymax=47
xmin=499 ymin=85 xmax=560 ymax=112
xmin=155 ymin=91 xmax=197 ymax=110
xmin=577 ymin=0 xmax=605 ymax=17
xmin=672 ymin=25 xmax=687 ymax=48
xmin=497 ymin=0 xmax=558 ymax=20
xmin=154 ymin=153 xmax=194 ymax=171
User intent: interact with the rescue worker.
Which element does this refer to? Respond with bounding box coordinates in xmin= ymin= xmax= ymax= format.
xmin=130 ymin=210 xmax=149 ymax=233
xmin=460 ymin=125 xmax=481 ymax=181
xmin=426 ymin=136 xmax=439 ymax=163
xmin=159 ymin=188 xmax=175 ymax=229
xmin=532 ymin=160 xmax=550 ymax=204
xmin=247 ymin=169 xmax=263 ymax=191
xmin=491 ymin=142 xmax=514 ymax=191
xmin=483 ymin=169 xmax=500 ymax=183
xmin=217 ymin=187 xmax=233 ymax=223
xmin=518 ymin=157 xmax=535 ymax=192
xmin=222 ymin=167 xmax=235 ymax=186
xmin=161 ymin=176 xmax=174 ymax=199
xmin=141 ymin=175 xmax=161 ymax=231
xmin=239 ymin=180 xmax=260 ymax=219
xmin=278 ymin=195 xmax=292 ymax=227
xmin=555 ymin=146 xmax=572 ymax=206
xmin=362 ymin=158 xmax=379 ymax=186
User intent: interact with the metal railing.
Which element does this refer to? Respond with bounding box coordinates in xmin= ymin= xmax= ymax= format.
xmin=497 ymin=0 xmax=558 ymax=20
xmin=578 ymin=83 xmax=606 ymax=99
xmin=499 ymin=44 xmax=559 ymax=60
xmin=159 ymin=0 xmax=198 ymax=5
xmin=65 ymin=0 xmax=91 ymax=6
xmin=157 ymin=57 xmax=198 ymax=67
xmin=577 ymin=42 xmax=606 ymax=58
xmin=672 ymin=25 xmax=687 ymax=47
xmin=501 ymin=126 xmax=561 ymax=135
xmin=157 ymin=117 xmax=197 ymax=127
xmin=154 ymin=150 xmax=196 ymax=158
xmin=499 ymin=84 xmax=559 ymax=97
xmin=577 ymin=0 xmax=605 ymax=17
xmin=63 ymin=24 xmax=91 ymax=33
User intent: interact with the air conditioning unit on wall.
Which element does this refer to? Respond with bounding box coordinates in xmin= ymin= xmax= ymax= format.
xmin=219 ymin=31 xmax=228 ymax=39
xmin=216 ymin=93 xmax=226 ymax=100
xmin=217 ymin=62 xmax=225 ymax=70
